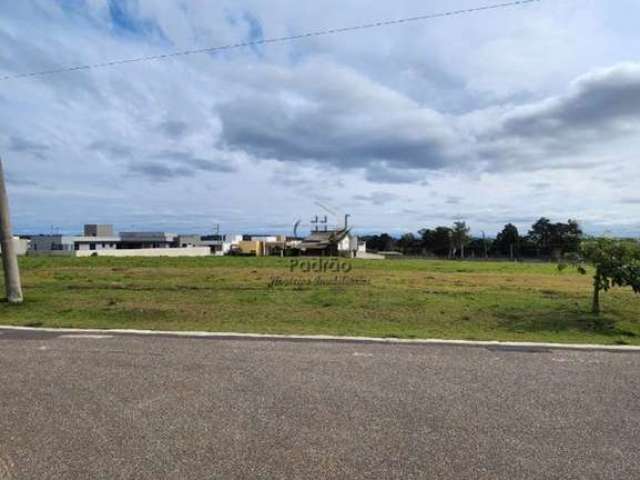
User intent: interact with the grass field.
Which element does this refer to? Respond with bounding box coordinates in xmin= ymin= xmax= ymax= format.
xmin=1 ymin=256 xmax=639 ymax=345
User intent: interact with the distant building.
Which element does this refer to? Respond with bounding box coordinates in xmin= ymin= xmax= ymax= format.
xmin=24 ymin=222 xmax=370 ymax=258
xmin=236 ymin=240 xmax=266 ymax=256
xmin=236 ymin=236 xmax=288 ymax=257
xmin=30 ymin=234 xmax=120 ymax=253
xmin=119 ymin=232 xmax=177 ymax=249
xmin=30 ymin=225 xmax=178 ymax=254
xmin=296 ymin=229 xmax=360 ymax=257
xmin=175 ymin=234 xmax=241 ymax=256
xmin=357 ymin=240 xmax=367 ymax=256
xmin=175 ymin=235 xmax=202 ymax=248
xmin=200 ymin=234 xmax=240 ymax=256
xmin=242 ymin=234 xmax=284 ymax=243
xmin=84 ymin=224 xmax=115 ymax=237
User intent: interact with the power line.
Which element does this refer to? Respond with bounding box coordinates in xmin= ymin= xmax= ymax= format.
xmin=1 ymin=0 xmax=541 ymax=81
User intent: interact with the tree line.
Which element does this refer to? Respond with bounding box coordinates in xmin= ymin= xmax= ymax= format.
xmin=362 ymin=217 xmax=584 ymax=260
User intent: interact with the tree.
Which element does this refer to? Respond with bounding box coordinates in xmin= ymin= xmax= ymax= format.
xmin=495 ymin=223 xmax=520 ymax=260
xmin=362 ymin=233 xmax=396 ymax=252
xmin=397 ymin=233 xmax=421 ymax=255
xmin=555 ymin=219 xmax=582 ymax=254
xmin=528 ymin=217 xmax=554 ymax=256
xmin=468 ymin=236 xmax=493 ymax=259
xmin=451 ymin=221 xmax=471 ymax=259
xmin=559 ymin=238 xmax=640 ymax=314
xmin=419 ymin=227 xmax=452 ymax=257
xmin=528 ymin=217 xmax=583 ymax=258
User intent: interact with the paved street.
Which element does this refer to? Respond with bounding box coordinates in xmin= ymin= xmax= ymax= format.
xmin=1 ymin=329 xmax=639 ymax=479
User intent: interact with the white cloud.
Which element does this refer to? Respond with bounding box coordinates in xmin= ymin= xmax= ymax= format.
xmin=0 ymin=0 xmax=639 ymax=236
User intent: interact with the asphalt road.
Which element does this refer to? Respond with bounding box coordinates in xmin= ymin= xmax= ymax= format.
xmin=1 ymin=329 xmax=639 ymax=479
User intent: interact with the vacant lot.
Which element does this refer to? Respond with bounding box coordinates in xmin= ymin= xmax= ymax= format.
xmin=1 ymin=256 xmax=638 ymax=345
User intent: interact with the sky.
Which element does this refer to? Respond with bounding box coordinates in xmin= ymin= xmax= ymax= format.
xmin=1 ymin=0 xmax=639 ymax=237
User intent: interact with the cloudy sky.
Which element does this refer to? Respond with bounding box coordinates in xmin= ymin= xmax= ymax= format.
xmin=1 ymin=0 xmax=639 ymax=237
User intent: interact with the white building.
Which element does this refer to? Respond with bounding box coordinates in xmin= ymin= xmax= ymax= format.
xmin=29 ymin=234 xmax=120 ymax=253
xmin=28 ymin=224 xmax=215 ymax=257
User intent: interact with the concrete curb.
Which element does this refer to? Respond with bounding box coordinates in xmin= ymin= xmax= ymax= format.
xmin=1 ymin=325 xmax=639 ymax=352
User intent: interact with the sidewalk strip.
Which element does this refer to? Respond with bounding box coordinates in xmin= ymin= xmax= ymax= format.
xmin=1 ymin=325 xmax=639 ymax=352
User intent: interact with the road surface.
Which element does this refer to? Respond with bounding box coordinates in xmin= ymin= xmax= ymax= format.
xmin=1 ymin=328 xmax=639 ymax=479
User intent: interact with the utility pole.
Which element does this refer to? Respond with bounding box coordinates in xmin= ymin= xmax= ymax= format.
xmin=0 ymin=157 xmax=23 ymax=304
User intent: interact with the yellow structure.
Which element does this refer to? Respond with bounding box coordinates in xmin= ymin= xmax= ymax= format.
xmin=237 ymin=237 xmax=288 ymax=257
xmin=237 ymin=240 xmax=267 ymax=256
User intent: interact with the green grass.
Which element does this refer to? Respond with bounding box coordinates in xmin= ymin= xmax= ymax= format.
xmin=1 ymin=256 xmax=639 ymax=345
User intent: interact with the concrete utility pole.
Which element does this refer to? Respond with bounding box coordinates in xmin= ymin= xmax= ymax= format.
xmin=0 ymin=157 xmax=23 ymax=304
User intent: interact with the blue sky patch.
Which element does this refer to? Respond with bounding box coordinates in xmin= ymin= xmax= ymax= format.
xmin=107 ymin=0 xmax=167 ymax=42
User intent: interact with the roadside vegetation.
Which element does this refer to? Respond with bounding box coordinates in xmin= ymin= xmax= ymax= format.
xmin=559 ymin=238 xmax=640 ymax=314
xmin=1 ymin=256 xmax=639 ymax=345
xmin=364 ymin=217 xmax=584 ymax=260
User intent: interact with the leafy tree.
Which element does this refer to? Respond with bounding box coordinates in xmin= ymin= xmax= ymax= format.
xmin=397 ymin=233 xmax=422 ymax=255
xmin=528 ymin=217 xmax=554 ymax=255
xmin=450 ymin=221 xmax=471 ymax=258
xmin=495 ymin=223 xmax=520 ymax=259
xmin=362 ymin=233 xmax=396 ymax=252
xmin=555 ymin=219 xmax=582 ymax=253
xmin=559 ymin=238 xmax=640 ymax=314
xmin=468 ymin=236 xmax=493 ymax=259
xmin=528 ymin=217 xmax=583 ymax=258
xmin=420 ymin=227 xmax=452 ymax=257
xmin=518 ymin=235 xmax=540 ymax=259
